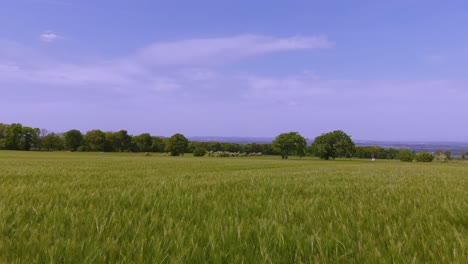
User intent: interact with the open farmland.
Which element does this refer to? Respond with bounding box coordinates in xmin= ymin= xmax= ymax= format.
xmin=0 ymin=151 xmax=467 ymax=263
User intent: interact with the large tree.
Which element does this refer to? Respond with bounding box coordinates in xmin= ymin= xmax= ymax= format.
xmin=20 ymin=126 xmax=36 ymax=151
xmin=398 ymin=148 xmax=414 ymax=162
xmin=114 ymin=130 xmax=132 ymax=152
xmin=84 ymin=130 xmax=106 ymax=151
xmin=0 ymin=123 xmax=8 ymax=149
xmin=272 ymin=132 xmax=307 ymax=159
xmin=311 ymin=130 xmax=355 ymax=160
xmin=165 ymin=133 xmax=189 ymax=156
xmin=64 ymin=129 xmax=83 ymax=151
xmin=4 ymin=123 xmax=23 ymax=150
xmin=42 ymin=133 xmax=64 ymax=151
xmin=133 ymin=133 xmax=153 ymax=152
xmin=151 ymin=136 xmax=165 ymax=152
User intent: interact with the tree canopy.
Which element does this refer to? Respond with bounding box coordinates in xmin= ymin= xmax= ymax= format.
xmin=84 ymin=130 xmax=106 ymax=152
xmin=272 ymin=132 xmax=307 ymax=159
xmin=133 ymin=133 xmax=153 ymax=152
xmin=64 ymin=129 xmax=83 ymax=151
xmin=415 ymin=152 xmax=434 ymax=162
xmin=165 ymin=133 xmax=189 ymax=156
xmin=398 ymin=148 xmax=414 ymax=162
xmin=311 ymin=130 xmax=355 ymax=160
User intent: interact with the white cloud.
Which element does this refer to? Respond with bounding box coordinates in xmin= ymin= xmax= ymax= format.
xmin=2 ymin=33 xmax=466 ymax=109
xmin=135 ymin=34 xmax=333 ymax=66
xmin=40 ymin=31 xmax=61 ymax=43
xmin=0 ymin=34 xmax=333 ymax=94
xmin=245 ymin=74 xmax=336 ymax=100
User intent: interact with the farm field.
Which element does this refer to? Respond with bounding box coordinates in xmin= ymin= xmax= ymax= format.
xmin=0 ymin=151 xmax=467 ymax=263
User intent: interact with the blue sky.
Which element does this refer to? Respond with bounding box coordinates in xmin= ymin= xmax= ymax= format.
xmin=1 ymin=0 xmax=468 ymax=141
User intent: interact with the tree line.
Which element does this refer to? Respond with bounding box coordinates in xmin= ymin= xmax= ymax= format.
xmin=0 ymin=122 xmax=463 ymax=161
xmin=0 ymin=123 xmax=278 ymax=155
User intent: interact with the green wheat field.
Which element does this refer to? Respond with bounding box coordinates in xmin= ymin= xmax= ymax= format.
xmin=0 ymin=151 xmax=467 ymax=263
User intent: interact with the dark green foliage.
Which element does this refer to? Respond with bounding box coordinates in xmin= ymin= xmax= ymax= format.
xmin=0 ymin=124 xmax=42 ymax=151
xmin=4 ymin=123 xmax=23 ymax=150
xmin=103 ymin=131 xmax=132 ymax=152
xmin=193 ymin=147 xmax=207 ymax=157
xmin=112 ymin=130 xmax=132 ymax=152
xmin=42 ymin=133 xmax=64 ymax=151
xmin=64 ymin=129 xmax=83 ymax=151
xmin=272 ymin=132 xmax=307 ymax=159
xmin=188 ymin=142 xmax=275 ymax=155
xmin=31 ymin=128 xmax=42 ymax=150
xmin=188 ymin=141 xmax=203 ymax=152
xmin=84 ymin=130 xmax=106 ymax=151
xmin=165 ymin=133 xmax=189 ymax=156
xmin=0 ymin=123 xmax=8 ymax=149
xmin=311 ymin=130 xmax=355 ymax=160
xmin=415 ymin=152 xmax=434 ymax=162
xmin=221 ymin=143 xmax=241 ymax=153
xmin=132 ymin=133 xmax=153 ymax=152
xmin=206 ymin=142 xmax=222 ymax=152
xmin=355 ymin=146 xmax=399 ymax=159
xmin=241 ymin=143 xmax=265 ymax=154
xmin=19 ymin=126 xmax=36 ymax=151
xmin=398 ymin=148 xmax=414 ymax=162
xmin=151 ymin=137 xmax=165 ymax=152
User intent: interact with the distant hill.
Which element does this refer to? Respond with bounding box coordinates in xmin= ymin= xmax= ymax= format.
xmin=189 ymin=136 xmax=468 ymax=157
xmin=355 ymin=140 xmax=468 ymax=157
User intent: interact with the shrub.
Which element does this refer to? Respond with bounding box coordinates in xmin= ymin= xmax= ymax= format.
xmin=193 ymin=148 xmax=207 ymax=157
xmin=415 ymin=152 xmax=434 ymax=162
xmin=398 ymin=148 xmax=414 ymax=162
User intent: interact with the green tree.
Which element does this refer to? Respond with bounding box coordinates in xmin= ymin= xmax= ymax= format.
xmin=64 ymin=129 xmax=83 ymax=151
xmin=385 ymin=148 xmax=399 ymax=159
xmin=5 ymin=123 xmax=23 ymax=150
xmin=113 ymin=130 xmax=132 ymax=152
xmin=415 ymin=152 xmax=434 ymax=162
xmin=311 ymin=130 xmax=355 ymax=160
xmin=272 ymin=132 xmax=307 ymax=159
xmin=398 ymin=148 xmax=414 ymax=162
xmin=151 ymin=136 xmax=165 ymax=152
xmin=242 ymin=143 xmax=264 ymax=154
xmin=0 ymin=123 xmax=7 ymax=137
xmin=0 ymin=123 xmax=8 ymax=149
xmin=42 ymin=133 xmax=64 ymax=151
xmin=221 ymin=143 xmax=241 ymax=153
xmin=104 ymin=130 xmax=132 ymax=152
xmin=188 ymin=141 xmax=204 ymax=153
xmin=165 ymin=133 xmax=189 ymax=156
xmin=133 ymin=133 xmax=153 ymax=152
xmin=20 ymin=126 xmax=36 ymax=151
xmin=206 ymin=142 xmax=222 ymax=152
xmin=104 ymin=132 xmax=117 ymax=152
xmin=0 ymin=124 xmax=8 ymax=149
xmin=193 ymin=147 xmax=207 ymax=157
xmin=84 ymin=130 xmax=106 ymax=151
xmin=31 ymin=128 xmax=41 ymax=150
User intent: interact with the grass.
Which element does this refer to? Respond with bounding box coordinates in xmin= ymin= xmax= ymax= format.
xmin=0 ymin=151 xmax=467 ymax=263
